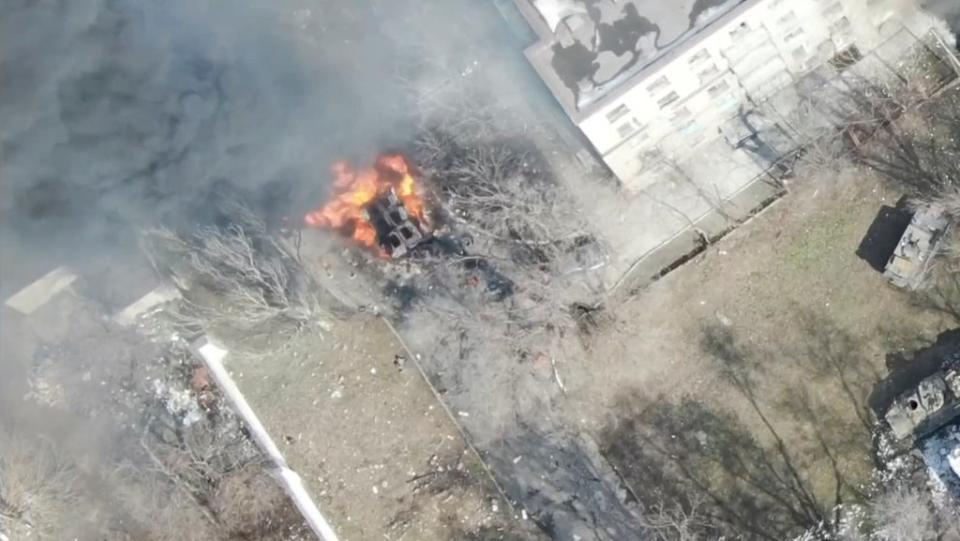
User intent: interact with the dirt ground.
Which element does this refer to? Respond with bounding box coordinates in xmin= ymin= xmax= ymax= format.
xmin=561 ymin=163 xmax=952 ymax=531
xmin=223 ymin=314 xmax=543 ymax=541
xmin=0 ymin=264 xmax=536 ymax=541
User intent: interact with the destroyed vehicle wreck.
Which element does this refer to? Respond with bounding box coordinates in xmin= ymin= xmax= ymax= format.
xmin=879 ymin=338 xmax=960 ymax=501
xmin=879 ymin=332 xmax=960 ymax=443
xmin=883 ymin=364 xmax=960 ymax=441
xmin=367 ymin=188 xmax=426 ymax=258
xmin=302 ymin=152 xmax=524 ymax=302
xmin=884 ymin=204 xmax=951 ymax=290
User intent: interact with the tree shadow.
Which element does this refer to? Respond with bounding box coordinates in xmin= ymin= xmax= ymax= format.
xmin=789 ymin=310 xmax=882 ymax=435
xmin=599 ymin=318 xmax=882 ymax=540
xmin=910 ymin=264 xmax=960 ymax=325
xmin=855 ymin=197 xmax=913 ymax=272
xmin=483 ymin=423 xmax=646 ymax=541
xmin=601 ymin=395 xmax=825 ymax=540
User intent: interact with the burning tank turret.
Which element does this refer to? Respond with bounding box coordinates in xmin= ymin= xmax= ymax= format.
xmin=366 ymin=188 xmax=426 ymax=258
xmin=303 ymin=153 xmax=430 ymax=258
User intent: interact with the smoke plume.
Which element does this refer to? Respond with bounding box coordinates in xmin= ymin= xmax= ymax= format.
xmin=0 ymin=0 xmax=420 ymax=286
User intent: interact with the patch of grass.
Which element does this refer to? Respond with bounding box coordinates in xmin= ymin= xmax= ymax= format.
xmin=463 ymin=454 xmax=488 ymax=483
xmin=782 ymin=209 xmax=863 ymax=273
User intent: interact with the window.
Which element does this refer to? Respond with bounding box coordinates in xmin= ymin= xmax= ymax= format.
xmin=784 ymin=28 xmax=805 ymax=43
xmin=873 ymin=10 xmax=895 ymax=27
xmin=617 ymin=122 xmax=638 ymax=139
xmin=646 ymin=76 xmax=671 ymax=94
xmin=708 ymin=80 xmax=730 ymax=98
xmin=657 ymin=91 xmax=680 ymax=109
xmin=628 ymin=127 xmax=650 ymax=147
xmin=606 ymin=104 xmax=630 ymax=124
xmin=828 ymin=44 xmax=862 ymax=71
xmin=777 ymin=11 xmax=798 ymax=26
xmin=562 ymin=13 xmax=589 ymax=33
xmin=688 ymin=49 xmax=711 ymax=66
xmin=679 ymin=120 xmax=705 ymax=144
xmin=822 ymin=2 xmax=843 ymax=17
xmin=616 ymin=120 xmax=648 ymax=144
xmin=729 ymin=22 xmax=751 ymax=40
xmin=829 ymin=16 xmax=851 ymax=34
xmin=671 ymin=107 xmax=692 ymax=121
xmin=697 ymin=64 xmax=721 ymax=84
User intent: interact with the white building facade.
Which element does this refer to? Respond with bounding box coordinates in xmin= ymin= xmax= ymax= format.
xmin=516 ymin=0 xmax=952 ymax=192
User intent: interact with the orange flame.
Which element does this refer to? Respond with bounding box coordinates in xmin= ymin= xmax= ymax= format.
xmin=305 ymin=154 xmax=428 ymax=253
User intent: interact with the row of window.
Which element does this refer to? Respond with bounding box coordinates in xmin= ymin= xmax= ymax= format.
xmin=605 ymin=70 xmax=731 ymax=127
xmin=637 ymin=3 xmax=850 ymax=115
xmin=602 ymin=0 xmax=863 ymax=147
xmin=610 ymin=1 xmax=895 ymax=176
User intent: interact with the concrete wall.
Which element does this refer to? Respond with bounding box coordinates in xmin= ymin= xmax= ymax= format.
xmin=583 ymin=22 xmax=959 ymax=290
xmin=576 ymin=0 xmax=940 ymax=192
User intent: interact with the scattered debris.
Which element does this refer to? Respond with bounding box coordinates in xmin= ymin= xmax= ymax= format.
xmin=550 ymin=357 xmax=566 ymax=394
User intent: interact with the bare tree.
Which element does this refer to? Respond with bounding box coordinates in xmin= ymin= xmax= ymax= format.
xmin=0 ymin=430 xmax=81 ymax=540
xmin=412 ymin=124 xmax=604 ymax=358
xmin=415 ymin=128 xmax=591 ymax=259
xmin=141 ymin=199 xmax=324 ymax=333
xmin=641 ymin=495 xmax=722 ymax=541
xmin=211 ymin=465 xmax=299 ymax=539
xmin=909 ymin=225 xmax=960 ymax=322
xmin=869 ymin=485 xmax=938 ymax=541
xmin=632 ymin=149 xmax=734 ymax=249
xmin=725 ymin=28 xmax=960 ymax=193
xmin=841 ymin=37 xmax=960 ymax=196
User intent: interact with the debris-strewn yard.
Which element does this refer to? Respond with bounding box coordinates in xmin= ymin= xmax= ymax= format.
xmin=0 ymin=292 xmax=312 ymax=541
xmin=221 ymin=314 xmax=543 ymax=541
xmin=565 ymin=165 xmax=951 ymax=537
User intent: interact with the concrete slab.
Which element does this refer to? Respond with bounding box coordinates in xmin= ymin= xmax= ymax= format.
xmin=194 ymin=336 xmax=341 ymax=541
xmin=112 ymin=284 xmax=182 ymax=326
xmin=4 ymin=266 xmax=78 ymax=315
xmin=608 ymin=175 xmax=782 ymax=291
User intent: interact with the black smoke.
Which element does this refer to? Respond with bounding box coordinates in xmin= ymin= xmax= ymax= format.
xmin=0 ymin=0 xmax=416 ymax=286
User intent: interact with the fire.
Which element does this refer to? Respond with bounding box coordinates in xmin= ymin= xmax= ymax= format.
xmin=305 ymin=154 xmax=428 ymax=253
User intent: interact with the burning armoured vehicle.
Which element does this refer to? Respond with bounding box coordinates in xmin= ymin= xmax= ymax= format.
xmin=304 ymin=154 xmax=430 ymax=259
xmin=302 ymin=153 xmax=515 ymax=301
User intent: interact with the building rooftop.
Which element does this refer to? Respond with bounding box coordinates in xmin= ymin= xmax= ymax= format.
xmin=517 ymin=0 xmax=747 ymax=120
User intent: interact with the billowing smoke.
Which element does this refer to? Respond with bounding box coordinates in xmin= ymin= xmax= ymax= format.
xmin=924 ymin=0 xmax=960 ymax=32
xmin=0 ymin=3 xmax=447 ymax=536
xmin=0 ymin=0 xmax=418 ymax=285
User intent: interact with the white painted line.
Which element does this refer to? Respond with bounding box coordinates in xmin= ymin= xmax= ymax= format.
xmin=195 ymin=338 xmax=340 ymax=541
xmin=4 ymin=266 xmax=78 ymax=315
xmin=112 ymin=284 xmax=182 ymax=326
